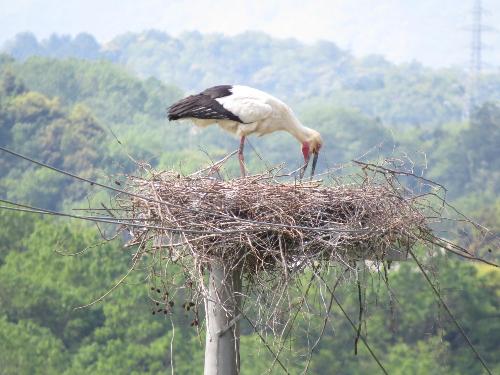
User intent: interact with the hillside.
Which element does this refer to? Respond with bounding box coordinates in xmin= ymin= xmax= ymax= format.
xmin=1 ymin=54 xmax=499 ymax=207
xmin=0 ymin=35 xmax=498 ymax=374
xmin=4 ymin=31 xmax=500 ymax=128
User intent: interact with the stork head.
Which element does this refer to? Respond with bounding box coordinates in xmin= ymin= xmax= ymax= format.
xmin=300 ymin=129 xmax=323 ymax=179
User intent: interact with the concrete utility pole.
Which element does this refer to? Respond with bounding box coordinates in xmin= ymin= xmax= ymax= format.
xmin=203 ymin=159 xmax=247 ymax=375
xmin=204 ymin=263 xmax=242 ymax=375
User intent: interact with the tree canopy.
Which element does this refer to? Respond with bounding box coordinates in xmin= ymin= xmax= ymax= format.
xmin=0 ymin=32 xmax=498 ymax=374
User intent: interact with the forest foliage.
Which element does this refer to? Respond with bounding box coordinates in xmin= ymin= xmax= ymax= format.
xmin=0 ymin=31 xmax=499 ymax=374
xmin=4 ymin=31 xmax=500 ymax=128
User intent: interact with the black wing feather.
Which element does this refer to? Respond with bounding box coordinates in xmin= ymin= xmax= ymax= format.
xmin=167 ymin=85 xmax=243 ymax=123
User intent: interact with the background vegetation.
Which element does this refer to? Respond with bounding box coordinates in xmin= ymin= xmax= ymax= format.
xmin=0 ymin=32 xmax=498 ymax=374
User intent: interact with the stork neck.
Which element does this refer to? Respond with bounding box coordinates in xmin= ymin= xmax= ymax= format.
xmin=285 ymin=115 xmax=314 ymax=144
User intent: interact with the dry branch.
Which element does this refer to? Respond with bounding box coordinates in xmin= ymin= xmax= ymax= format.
xmin=118 ymin=168 xmax=427 ymax=275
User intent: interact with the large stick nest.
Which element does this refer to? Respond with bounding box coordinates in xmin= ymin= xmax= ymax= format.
xmin=100 ymin=157 xmax=494 ymax=368
xmin=118 ymin=165 xmax=428 ymax=274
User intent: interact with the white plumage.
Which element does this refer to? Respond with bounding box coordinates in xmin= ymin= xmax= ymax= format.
xmin=168 ymin=85 xmax=323 ymax=177
xmin=216 ymin=86 xmax=274 ymax=127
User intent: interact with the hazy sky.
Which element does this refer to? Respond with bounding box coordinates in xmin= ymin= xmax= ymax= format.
xmin=1 ymin=0 xmax=499 ymax=68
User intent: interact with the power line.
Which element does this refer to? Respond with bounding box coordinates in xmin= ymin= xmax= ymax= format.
xmin=0 ymin=145 xmax=368 ymax=234
xmin=314 ymin=271 xmax=389 ymax=375
xmin=408 ymin=249 xmax=492 ymax=375
xmin=0 ymin=199 xmax=256 ymax=235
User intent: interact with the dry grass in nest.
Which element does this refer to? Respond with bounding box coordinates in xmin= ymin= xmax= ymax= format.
xmin=117 ymin=164 xmax=429 ymax=275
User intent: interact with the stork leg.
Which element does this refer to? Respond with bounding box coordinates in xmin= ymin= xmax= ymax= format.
xmin=238 ymin=136 xmax=246 ymax=177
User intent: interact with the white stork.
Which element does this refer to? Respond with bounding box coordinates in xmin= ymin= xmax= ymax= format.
xmin=167 ymin=85 xmax=323 ymax=178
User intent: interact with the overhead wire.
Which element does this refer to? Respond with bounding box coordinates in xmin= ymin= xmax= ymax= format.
xmin=409 ymin=249 xmax=492 ymax=375
xmin=313 ymin=270 xmax=389 ymax=375
xmin=0 ymin=146 xmax=369 ymax=234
